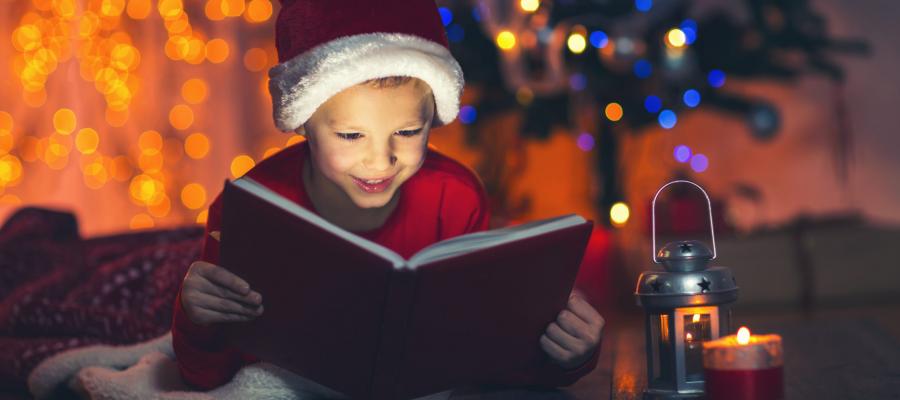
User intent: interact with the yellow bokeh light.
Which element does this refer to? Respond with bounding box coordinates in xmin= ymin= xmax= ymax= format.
xmin=100 ymin=0 xmax=125 ymax=17
xmin=205 ymin=38 xmax=230 ymax=64
xmin=43 ymin=146 xmax=69 ymax=170
xmin=129 ymin=174 xmax=164 ymax=205
xmin=138 ymin=130 xmax=163 ymax=154
xmin=496 ymin=31 xmax=516 ymax=50
xmin=666 ymin=28 xmax=686 ymax=48
xmin=567 ymin=32 xmax=587 ymax=54
xmin=126 ymin=0 xmax=152 ymax=19
xmin=181 ymin=183 xmax=207 ymax=209
xmin=0 ymin=133 xmax=12 ymax=156
xmin=605 ymin=102 xmax=623 ymax=122
xmin=181 ymin=78 xmax=208 ymax=104
xmin=610 ymin=202 xmax=630 ymax=226
xmin=82 ymin=159 xmax=109 ymax=189
xmin=286 ymin=134 xmax=306 ymax=147
xmin=165 ymin=12 xmax=191 ymax=34
xmin=0 ymin=111 xmax=12 ymax=132
xmin=165 ymin=36 xmax=191 ymax=60
xmin=53 ymin=108 xmax=77 ymax=134
xmin=184 ymin=132 xmax=210 ymax=159
xmin=737 ymin=326 xmax=751 ymax=345
xmin=75 ymin=128 xmax=100 ymax=154
xmin=245 ymin=0 xmax=273 ymax=23
xmin=78 ymin=13 xmax=99 ymax=38
xmin=0 ymin=155 xmax=24 ymax=187
xmin=221 ymin=0 xmax=245 ymax=17
xmin=51 ymin=0 xmax=77 ymax=19
xmin=205 ymin=0 xmax=225 ymax=20
xmin=13 ymin=25 xmax=42 ymax=52
xmin=196 ymin=209 xmax=209 ymax=224
xmin=262 ymin=147 xmax=281 ymax=159
xmin=520 ymin=0 xmax=539 ymax=13
xmin=169 ymin=104 xmax=194 ymax=130
xmin=32 ymin=0 xmax=53 ymax=11
xmin=110 ymin=43 xmax=140 ymax=71
xmin=147 ymin=194 xmax=171 ymax=217
xmin=157 ymin=0 xmax=183 ymax=20
xmin=129 ymin=213 xmax=155 ymax=229
xmin=230 ymin=155 xmax=255 ymax=178
xmin=184 ymin=38 xmax=207 ymax=64
xmin=243 ymin=48 xmax=268 ymax=72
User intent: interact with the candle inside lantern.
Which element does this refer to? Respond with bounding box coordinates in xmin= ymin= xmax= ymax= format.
xmin=702 ymin=326 xmax=784 ymax=400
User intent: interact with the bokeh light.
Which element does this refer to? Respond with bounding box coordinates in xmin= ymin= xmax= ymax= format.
xmin=459 ymin=105 xmax=477 ymax=124
xmin=635 ymin=0 xmax=652 ymax=12
xmin=205 ymin=38 xmax=230 ymax=64
xmin=576 ymin=132 xmax=594 ymax=152
xmin=691 ymin=154 xmax=709 ymax=172
xmin=605 ymin=102 xmax=623 ymax=122
xmin=610 ymin=202 xmax=630 ymax=226
xmin=644 ymin=95 xmax=662 ymax=113
xmin=243 ymin=48 xmax=268 ymax=71
xmin=633 ymin=59 xmax=652 ymax=78
xmin=520 ymin=0 xmax=540 ymax=13
xmin=447 ymin=24 xmax=465 ymax=43
xmin=666 ymin=28 xmax=687 ymax=48
xmin=569 ymin=73 xmax=586 ymax=91
xmin=496 ymin=31 xmax=516 ymax=50
xmin=230 ymin=155 xmax=255 ymax=178
xmin=683 ymin=89 xmax=701 ymax=107
xmin=169 ymin=104 xmax=194 ymax=130
xmin=138 ymin=130 xmax=163 ymax=154
xmin=680 ymin=19 xmax=698 ymax=45
xmin=708 ymin=69 xmax=726 ymax=88
xmin=567 ymin=32 xmax=587 ymax=54
xmin=181 ymin=78 xmax=209 ymax=104
xmin=438 ymin=7 xmax=452 ymax=26
xmin=75 ymin=128 xmax=99 ymax=154
xmin=244 ymin=0 xmax=272 ymax=23
xmin=129 ymin=213 xmax=154 ymax=229
xmin=658 ymin=109 xmax=677 ymax=129
xmin=181 ymin=183 xmax=207 ymax=209
xmin=589 ymin=31 xmax=608 ymax=49
xmin=674 ymin=145 xmax=691 ymax=163
xmin=184 ymin=132 xmax=210 ymax=159
xmin=53 ymin=108 xmax=76 ymax=134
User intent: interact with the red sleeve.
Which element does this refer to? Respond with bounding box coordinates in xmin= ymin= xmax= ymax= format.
xmin=171 ymin=194 xmax=257 ymax=390
xmin=437 ymin=175 xmax=491 ymax=239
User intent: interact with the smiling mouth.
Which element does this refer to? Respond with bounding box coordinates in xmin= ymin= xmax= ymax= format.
xmin=351 ymin=174 xmax=397 ymax=193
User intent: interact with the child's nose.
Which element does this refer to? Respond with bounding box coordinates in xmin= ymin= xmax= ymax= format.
xmin=363 ymin=145 xmax=397 ymax=171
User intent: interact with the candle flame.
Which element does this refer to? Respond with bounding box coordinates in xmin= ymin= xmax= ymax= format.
xmin=692 ymin=314 xmax=701 ymax=323
xmin=737 ymin=326 xmax=751 ymax=345
xmin=686 ymin=332 xmax=693 ymax=341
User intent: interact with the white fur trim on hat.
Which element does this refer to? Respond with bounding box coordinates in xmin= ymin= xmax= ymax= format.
xmin=269 ymin=33 xmax=464 ymax=132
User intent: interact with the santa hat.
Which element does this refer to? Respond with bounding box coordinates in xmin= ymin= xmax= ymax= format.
xmin=268 ymin=0 xmax=464 ymax=132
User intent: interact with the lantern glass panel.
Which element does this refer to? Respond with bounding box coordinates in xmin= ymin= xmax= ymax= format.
xmin=649 ymin=313 xmax=675 ymax=387
xmin=683 ymin=313 xmax=711 ymax=381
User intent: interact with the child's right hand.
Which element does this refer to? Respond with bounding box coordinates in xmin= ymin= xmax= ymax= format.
xmin=180 ymin=260 xmax=264 ymax=326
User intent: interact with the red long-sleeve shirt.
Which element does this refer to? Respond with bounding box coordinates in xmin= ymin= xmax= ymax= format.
xmin=171 ymin=141 xmax=598 ymax=392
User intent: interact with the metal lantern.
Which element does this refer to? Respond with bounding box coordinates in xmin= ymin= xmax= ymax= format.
xmin=635 ymin=180 xmax=739 ymax=399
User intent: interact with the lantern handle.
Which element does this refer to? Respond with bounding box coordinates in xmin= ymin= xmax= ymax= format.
xmin=651 ymin=180 xmax=717 ymax=263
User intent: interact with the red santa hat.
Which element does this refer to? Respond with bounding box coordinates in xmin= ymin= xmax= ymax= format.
xmin=269 ymin=0 xmax=464 ymax=132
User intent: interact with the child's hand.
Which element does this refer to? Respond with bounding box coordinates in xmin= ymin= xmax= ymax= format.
xmin=180 ymin=260 xmax=264 ymax=326
xmin=539 ymin=290 xmax=605 ymax=370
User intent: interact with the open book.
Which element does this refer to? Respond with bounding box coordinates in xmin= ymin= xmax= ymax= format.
xmin=219 ymin=177 xmax=594 ymax=400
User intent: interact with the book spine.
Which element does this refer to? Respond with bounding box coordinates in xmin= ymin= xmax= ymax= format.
xmin=369 ymin=267 xmax=417 ymax=400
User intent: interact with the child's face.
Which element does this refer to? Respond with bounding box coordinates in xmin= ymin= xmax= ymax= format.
xmin=302 ymin=79 xmax=435 ymax=209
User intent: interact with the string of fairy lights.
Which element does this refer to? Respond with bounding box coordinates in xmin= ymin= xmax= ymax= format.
xmin=0 ymin=0 xmax=305 ymax=230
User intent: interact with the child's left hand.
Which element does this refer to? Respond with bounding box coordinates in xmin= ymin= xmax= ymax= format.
xmin=539 ymin=290 xmax=605 ymax=370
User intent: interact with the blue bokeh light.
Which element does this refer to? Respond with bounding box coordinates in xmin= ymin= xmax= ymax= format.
xmin=459 ymin=105 xmax=477 ymax=124
xmin=680 ymin=20 xmax=697 ymax=44
xmin=635 ymin=0 xmax=652 ymax=12
xmin=674 ymin=145 xmax=691 ymax=163
xmin=690 ymin=154 xmax=709 ymax=172
xmin=569 ymin=73 xmax=587 ymax=91
xmin=447 ymin=24 xmax=464 ymax=43
xmin=589 ymin=31 xmax=609 ymax=49
xmin=658 ymin=109 xmax=677 ymax=129
xmin=644 ymin=95 xmax=662 ymax=113
xmin=471 ymin=7 xmax=481 ymax=22
xmin=438 ymin=7 xmax=453 ymax=27
xmin=683 ymin=89 xmax=701 ymax=108
xmin=633 ymin=59 xmax=652 ymax=79
xmin=708 ymin=69 xmax=726 ymax=88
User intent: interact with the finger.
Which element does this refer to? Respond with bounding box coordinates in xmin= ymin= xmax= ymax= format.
xmin=568 ymin=295 xmax=603 ymax=327
xmin=197 ymin=262 xmax=251 ymax=295
xmin=545 ymin=322 xmax=577 ymax=352
xmin=188 ymin=291 xmax=264 ymax=317
xmin=540 ymin=334 xmax=571 ymax=361
xmin=557 ymin=309 xmax=592 ymax=341
xmin=194 ymin=277 xmax=262 ymax=306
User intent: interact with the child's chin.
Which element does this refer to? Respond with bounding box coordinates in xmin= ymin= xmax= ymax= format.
xmin=350 ymin=192 xmax=393 ymax=209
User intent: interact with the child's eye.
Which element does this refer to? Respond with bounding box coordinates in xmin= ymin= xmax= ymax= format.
xmin=336 ymin=132 xmax=362 ymax=141
xmin=395 ymin=129 xmax=422 ymax=137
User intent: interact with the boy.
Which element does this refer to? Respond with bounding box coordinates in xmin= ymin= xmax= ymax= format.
xmin=172 ymin=0 xmax=604 ymax=394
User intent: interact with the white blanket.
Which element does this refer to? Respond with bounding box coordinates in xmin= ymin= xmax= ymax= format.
xmin=27 ymin=333 xmax=452 ymax=400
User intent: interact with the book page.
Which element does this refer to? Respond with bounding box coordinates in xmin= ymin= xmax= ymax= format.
xmin=232 ymin=177 xmax=408 ymax=269
xmin=407 ymin=214 xmax=587 ymax=267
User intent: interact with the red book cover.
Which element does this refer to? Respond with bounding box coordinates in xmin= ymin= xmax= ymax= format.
xmin=219 ymin=178 xmax=593 ymax=400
